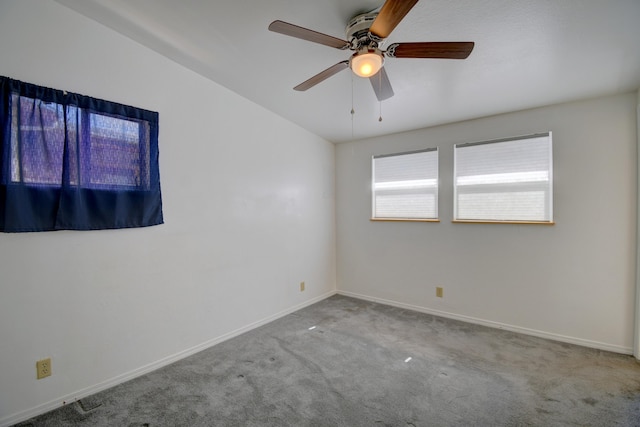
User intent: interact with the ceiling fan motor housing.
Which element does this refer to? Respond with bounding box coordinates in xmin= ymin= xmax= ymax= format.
xmin=346 ymin=12 xmax=380 ymax=48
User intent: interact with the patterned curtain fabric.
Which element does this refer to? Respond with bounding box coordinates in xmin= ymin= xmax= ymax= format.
xmin=0 ymin=76 xmax=163 ymax=232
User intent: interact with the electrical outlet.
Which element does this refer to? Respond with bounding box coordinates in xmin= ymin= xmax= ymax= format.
xmin=300 ymin=281 xmax=305 ymax=292
xmin=436 ymin=287 xmax=443 ymax=298
xmin=36 ymin=358 xmax=51 ymax=379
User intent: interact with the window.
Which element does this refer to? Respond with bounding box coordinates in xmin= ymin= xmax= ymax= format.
xmin=0 ymin=76 xmax=163 ymax=232
xmin=453 ymin=133 xmax=552 ymax=223
xmin=372 ymin=148 xmax=438 ymax=221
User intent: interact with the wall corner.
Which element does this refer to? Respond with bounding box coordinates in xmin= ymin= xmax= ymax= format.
xmin=634 ymin=88 xmax=640 ymax=360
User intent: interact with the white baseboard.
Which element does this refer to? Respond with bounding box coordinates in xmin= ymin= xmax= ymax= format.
xmin=1 ymin=290 xmax=337 ymax=427
xmin=337 ymin=290 xmax=633 ymax=355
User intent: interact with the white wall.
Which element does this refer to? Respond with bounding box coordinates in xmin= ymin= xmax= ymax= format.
xmin=337 ymin=92 xmax=638 ymax=354
xmin=0 ymin=1 xmax=335 ymax=425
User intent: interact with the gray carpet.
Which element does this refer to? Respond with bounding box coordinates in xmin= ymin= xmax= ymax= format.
xmin=16 ymin=295 xmax=640 ymax=426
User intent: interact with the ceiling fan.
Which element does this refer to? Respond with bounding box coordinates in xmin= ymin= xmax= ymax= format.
xmin=268 ymin=0 xmax=474 ymax=101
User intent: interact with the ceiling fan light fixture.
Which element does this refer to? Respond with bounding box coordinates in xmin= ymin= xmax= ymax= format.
xmin=350 ymin=49 xmax=383 ymax=78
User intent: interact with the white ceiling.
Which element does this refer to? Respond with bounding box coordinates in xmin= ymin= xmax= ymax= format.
xmin=55 ymin=0 xmax=640 ymax=143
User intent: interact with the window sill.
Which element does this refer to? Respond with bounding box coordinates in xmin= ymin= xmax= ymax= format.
xmin=370 ymin=218 xmax=440 ymax=223
xmin=452 ymin=220 xmax=555 ymax=225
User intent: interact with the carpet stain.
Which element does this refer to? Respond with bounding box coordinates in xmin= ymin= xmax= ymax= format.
xmin=582 ymin=397 xmax=598 ymax=406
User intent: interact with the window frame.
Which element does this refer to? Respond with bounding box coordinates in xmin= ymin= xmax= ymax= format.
xmin=371 ymin=147 xmax=440 ymax=222
xmin=452 ymin=132 xmax=554 ymax=225
xmin=9 ymin=94 xmax=151 ymax=191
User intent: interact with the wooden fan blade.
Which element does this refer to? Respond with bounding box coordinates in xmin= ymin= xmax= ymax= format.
xmin=369 ymin=67 xmax=394 ymax=101
xmin=294 ymin=61 xmax=350 ymax=91
xmin=269 ymin=20 xmax=350 ymax=50
xmin=369 ymin=0 xmax=419 ymax=40
xmin=386 ymin=42 xmax=475 ymax=59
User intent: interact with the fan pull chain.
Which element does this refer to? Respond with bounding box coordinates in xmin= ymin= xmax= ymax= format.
xmin=351 ymin=107 xmax=355 ymax=140
xmin=351 ymin=72 xmax=355 ymax=140
xmin=377 ymin=70 xmax=383 ymax=122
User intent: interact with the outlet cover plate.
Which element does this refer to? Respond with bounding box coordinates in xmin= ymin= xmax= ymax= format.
xmin=36 ymin=358 xmax=51 ymax=379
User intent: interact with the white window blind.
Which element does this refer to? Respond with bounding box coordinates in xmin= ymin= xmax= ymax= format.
xmin=454 ymin=133 xmax=552 ymax=222
xmin=372 ymin=148 xmax=438 ymax=219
